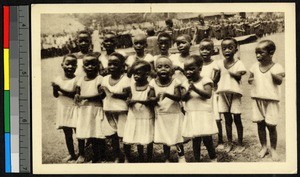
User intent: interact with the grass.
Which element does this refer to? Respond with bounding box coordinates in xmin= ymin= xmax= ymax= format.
xmin=42 ymin=33 xmax=286 ymax=164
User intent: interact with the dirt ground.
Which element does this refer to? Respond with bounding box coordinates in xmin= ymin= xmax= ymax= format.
xmin=41 ymin=33 xmax=286 ymax=164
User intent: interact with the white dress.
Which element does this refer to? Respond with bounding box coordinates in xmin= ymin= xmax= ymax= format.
xmin=102 ymin=74 xmax=131 ymax=137
xmin=149 ymin=78 xmax=184 ymax=146
xmin=53 ymin=76 xmax=78 ymax=129
xmin=201 ymin=60 xmax=220 ymax=120
xmin=181 ymin=77 xmax=218 ymax=138
xmin=123 ymin=82 xmax=154 ymax=145
xmin=171 ymin=53 xmax=188 ymax=84
xmin=76 ymin=75 xmax=114 ymax=139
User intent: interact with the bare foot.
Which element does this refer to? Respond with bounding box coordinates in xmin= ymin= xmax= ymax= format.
xmin=76 ymin=155 xmax=85 ymax=163
xmin=270 ymin=149 xmax=280 ymax=161
xmin=62 ymin=155 xmax=76 ymax=163
xmin=178 ymin=156 xmax=186 ymax=163
xmin=210 ymin=158 xmax=218 ymax=162
xmin=124 ymin=157 xmax=129 ymax=163
xmin=165 ymin=159 xmax=170 ymax=163
xmin=114 ymin=157 xmax=121 ymax=163
xmin=235 ymin=145 xmax=246 ymax=153
xmin=225 ymin=143 xmax=233 ymax=153
xmin=258 ymin=146 xmax=268 ymax=158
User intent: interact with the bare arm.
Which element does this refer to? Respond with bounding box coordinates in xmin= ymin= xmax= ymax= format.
xmin=271 ymin=73 xmax=285 ymax=85
xmin=181 ymin=86 xmax=191 ymax=102
xmin=112 ymin=86 xmax=131 ymax=101
xmin=160 ymin=85 xmax=181 ymax=102
xmin=248 ymin=73 xmax=254 ymax=85
xmin=229 ymin=71 xmax=246 ymax=82
xmin=190 ymin=83 xmax=212 ymax=99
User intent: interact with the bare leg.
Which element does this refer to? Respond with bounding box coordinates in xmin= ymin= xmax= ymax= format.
xmin=234 ymin=114 xmax=245 ymax=153
xmin=267 ymin=125 xmax=279 ymax=161
xmin=176 ymin=143 xmax=185 ymax=163
xmin=137 ymin=145 xmax=144 ymax=162
xmin=216 ymin=120 xmax=224 ymax=149
xmin=146 ymin=143 xmax=153 ymax=162
xmin=111 ymin=133 xmax=121 ymax=163
xmin=163 ymin=145 xmax=171 ymax=162
xmin=62 ymin=127 xmax=76 ymax=162
xmin=123 ymin=144 xmax=131 ymax=163
xmin=224 ymin=113 xmax=233 ymax=152
xmin=76 ymin=139 xmax=85 ymax=163
xmin=203 ymin=136 xmax=217 ymax=161
xmin=193 ymin=137 xmax=201 ymax=162
xmin=257 ymin=121 xmax=268 ymax=158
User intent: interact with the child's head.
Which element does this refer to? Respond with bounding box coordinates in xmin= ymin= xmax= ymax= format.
xmin=176 ymin=34 xmax=191 ymax=55
xmin=221 ymin=37 xmax=238 ymax=60
xmin=157 ymin=32 xmax=172 ymax=55
xmin=82 ymin=52 xmax=100 ymax=78
xmin=255 ymin=40 xmax=276 ymax=63
xmin=131 ymin=60 xmax=151 ymax=83
xmin=133 ymin=34 xmax=147 ymax=54
xmin=77 ymin=30 xmax=91 ymax=53
xmin=61 ymin=54 xmax=77 ymax=78
xmin=199 ymin=38 xmax=214 ymax=61
xmin=165 ymin=19 xmax=173 ymax=28
xmin=102 ymin=32 xmax=117 ymax=52
xmin=146 ymin=26 xmax=155 ymax=36
xmin=155 ymin=56 xmax=173 ymax=79
xmin=184 ymin=55 xmax=203 ymax=81
xmin=108 ymin=52 xmax=126 ymax=75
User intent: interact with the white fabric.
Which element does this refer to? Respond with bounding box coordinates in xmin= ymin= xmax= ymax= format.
xmin=249 ymin=62 xmax=284 ymax=101
xmin=126 ymin=53 xmax=154 ymax=67
xmin=251 ymin=99 xmax=280 ymax=126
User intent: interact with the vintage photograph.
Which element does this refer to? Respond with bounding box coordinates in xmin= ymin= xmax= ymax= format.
xmin=31 ymin=3 xmax=296 ymax=174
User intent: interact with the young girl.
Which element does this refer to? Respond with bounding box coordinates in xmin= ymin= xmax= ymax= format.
xmin=216 ymin=37 xmax=247 ymax=153
xmin=181 ymin=55 xmax=218 ymax=162
xmin=172 ymin=34 xmax=192 ymax=83
xmin=123 ymin=60 xmax=155 ymax=162
xmin=100 ymin=52 xmax=131 ymax=163
xmin=199 ymin=38 xmax=224 ymax=149
xmin=149 ymin=57 xmax=185 ymax=163
xmin=74 ymin=53 xmax=111 ymax=163
xmin=99 ymin=32 xmax=117 ymax=76
xmin=126 ymin=33 xmax=154 ymax=78
xmin=52 ymin=54 xmax=78 ymax=163
xmin=248 ymin=40 xmax=285 ymax=161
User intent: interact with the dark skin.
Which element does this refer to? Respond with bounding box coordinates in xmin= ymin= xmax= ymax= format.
xmin=181 ymin=59 xmax=212 ymax=101
xmin=77 ymin=33 xmax=91 ymax=54
xmin=157 ymin=36 xmax=171 ymax=56
xmin=99 ymin=34 xmax=117 ymax=76
xmin=74 ymin=56 xmax=104 ymax=103
xmin=52 ymin=56 xmax=77 ymax=99
xmin=99 ymin=55 xmax=129 ymax=101
xmin=221 ymin=40 xmax=246 ymax=82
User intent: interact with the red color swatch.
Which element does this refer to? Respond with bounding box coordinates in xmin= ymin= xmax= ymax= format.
xmin=3 ymin=6 xmax=10 ymax=48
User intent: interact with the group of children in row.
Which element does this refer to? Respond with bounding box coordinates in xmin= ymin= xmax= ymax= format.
xmin=52 ymin=30 xmax=284 ymax=163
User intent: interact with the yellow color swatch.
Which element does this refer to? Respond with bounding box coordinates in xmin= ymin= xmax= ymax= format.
xmin=4 ymin=49 xmax=10 ymax=90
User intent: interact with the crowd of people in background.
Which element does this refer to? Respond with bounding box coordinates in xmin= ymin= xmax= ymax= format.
xmin=41 ymin=14 xmax=284 ymax=59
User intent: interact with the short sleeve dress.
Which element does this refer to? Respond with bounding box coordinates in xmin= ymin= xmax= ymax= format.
xmin=181 ymin=77 xmax=218 ymax=138
xmin=53 ymin=76 xmax=78 ymax=129
xmin=149 ymin=78 xmax=184 ymax=146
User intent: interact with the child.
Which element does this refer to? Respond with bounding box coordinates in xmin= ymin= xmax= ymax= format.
xmin=52 ymin=54 xmax=78 ymax=163
xmin=74 ymin=30 xmax=93 ymax=77
xmin=216 ymin=37 xmax=246 ymax=153
xmin=181 ymin=55 xmax=218 ymax=162
xmin=248 ymin=40 xmax=285 ymax=161
xmin=74 ymin=53 xmax=111 ymax=163
xmin=123 ymin=60 xmax=155 ymax=162
xmin=126 ymin=34 xmax=154 ymax=78
xmin=153 ymin=32 xmax=177 ymax=67
xmin=99 ymin=32 xmax=117 ymax=76
xmin=100 ymin=52 xmax=131 ymax=163
xmin=149 ymin=57 xmax=185 ymax=163
xmin=199 ymin=38 xmax=224 ymax=149
xmin=172 ymin=34 xmax=192 ymax=83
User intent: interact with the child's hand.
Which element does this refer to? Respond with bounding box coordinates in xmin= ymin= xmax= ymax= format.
xmin=100 ymin=86 xmax=111 ymax=95
xmin=189 ymin=83 xmax=196 ymax=91
xmin=51 ymin=82 xmax=60 ymax=91
xmin=174 ymin=66 xmax=184 ymax=72
xmin=157 ymin=92 xmax=167 ymax=101
xmin=126 ymin=99 xmax=137 ymax=107
xmin=248 ymin=77 xmax=254 ymax=85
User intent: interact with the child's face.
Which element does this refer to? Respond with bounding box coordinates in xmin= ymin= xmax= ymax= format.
xmin=62 ymin=56 xmax=77 ymax=76
xmin=78 ymin=33 xmax=91 ymax=51
xmin=132 ymin=64 xmax=148 ymax=83
xmin=155 ymin=58 xmax=173 ymax=79
xmin=158 ymin=37 xmax=171 ymax=54
xmin=199 ymin=41 xmax=214 ymax=61
xmin=108 ymin=55 xmax=123 ymax=74
xmin=255 ymin=43 xmax=272 ymax=63
xmin=184 ymin=59 xmax=201 ymax=81
xmin=221 ymin=40 xmax=237 ymax=60
xmin=103 ymin=34 xmax=116 ymax=51
xmin=133 ymin=37 xmax=147 ymax=53
xmin=83 ymin=56 xmax=99 ymax=76
xmin=176 ymin=36 xmax=190 ymax=54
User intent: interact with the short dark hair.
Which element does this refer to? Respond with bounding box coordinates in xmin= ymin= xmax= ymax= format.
xmin=221 ymin=37 xmax=238 ymax=48
xmin=83 ymin=52 xmax=100 ymax=63
xmin=200 ymin=38 xmax=214 ymax=48
xmin=109 ymin=52 xmax=126 ymax=64
xmin=259 ymin=40 xmax=276 ymax=54
xmin=165 ymin=19 xmax=173 ymax=27
xmin=62 ymin=54 xmax=77 ymax=63
xmin=188 ymin=55 xmax=203 ymax=68
xmin=146 ymin=27 xmax=155 ymax=36
xmin=157 ymin=32 xmax=172 ymax=41
xmin=77 ymin=30 xmax=91 ymax=39
xmin=131 ymin=60 xmax=151 ymax=73
xmin=177 ymin=34 xmax=192 ymax=43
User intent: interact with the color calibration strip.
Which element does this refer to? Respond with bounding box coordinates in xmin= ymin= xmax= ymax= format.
xmin=3 ymin=5 xmax=11 ymax=173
